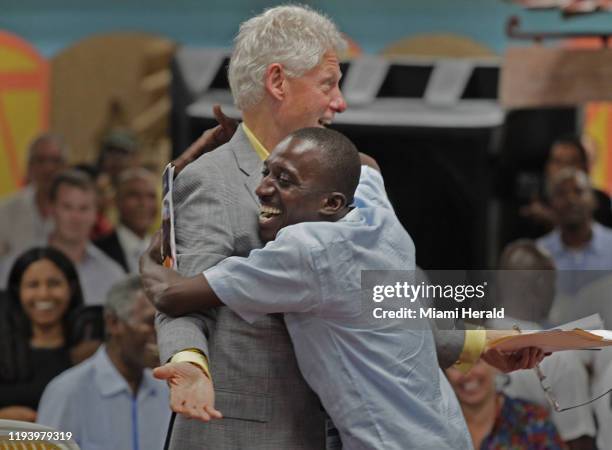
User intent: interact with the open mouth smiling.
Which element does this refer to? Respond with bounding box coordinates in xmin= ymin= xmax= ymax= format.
xmin=259 ymin=205 xmax=282 ymax=222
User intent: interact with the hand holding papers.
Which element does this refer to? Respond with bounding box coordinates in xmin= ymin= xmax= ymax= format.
xmin=486 ymin=315 xmax=612 ymax=412
xmin=488 ymin=328 xmax=612 ymax=354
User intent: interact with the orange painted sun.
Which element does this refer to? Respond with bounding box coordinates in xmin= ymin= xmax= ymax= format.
xmin=0 ymin=31 xmax=49 ymax=197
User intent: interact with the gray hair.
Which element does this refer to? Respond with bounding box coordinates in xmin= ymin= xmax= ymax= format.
xmin=546 ymin=167 xmax=591 ymax=199
xmin=27 ymin=132 xmax=67 ymax=164
xmin=228 ymin=4 xmax=346 ymax=110
xmin=104 ymin=275 xmax=143 ymax=321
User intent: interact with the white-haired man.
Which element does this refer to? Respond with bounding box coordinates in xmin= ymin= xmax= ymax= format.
xmin=155 ymin=6 xmax=348 ymax=449
xmin=0 ymin=133 xmax=66 ymax=257
xmin=154 ymin=5 xmax=521 ymax=449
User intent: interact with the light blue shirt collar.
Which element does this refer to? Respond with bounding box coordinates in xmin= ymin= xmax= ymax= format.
xmin=93 ymin=346 xmax=158 ymax=399
xmin=548 ymin=221 xmax=605 ymax=257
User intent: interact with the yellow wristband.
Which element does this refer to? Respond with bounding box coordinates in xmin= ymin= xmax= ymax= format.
xmin=454 ymin=329 xmax=486 ymax=373
xmin=171 ymin=349 xmax=211 ymax=380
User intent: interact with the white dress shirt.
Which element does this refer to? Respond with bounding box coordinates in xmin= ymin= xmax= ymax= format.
xmin=0 ymin=241 xmax=125 ymax=306
xmin=116 ymin=225 xmax=151 ymax=273
xmin=0 ymin=184 xmax=54 ymax=257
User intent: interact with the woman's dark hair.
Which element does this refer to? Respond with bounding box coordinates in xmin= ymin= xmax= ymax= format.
xmin=0 ymin=247 xmax=84 ymax=382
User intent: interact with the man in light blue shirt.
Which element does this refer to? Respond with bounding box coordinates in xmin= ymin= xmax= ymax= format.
xmin=37 ymin=275 xmax=170 ymax=450
xmin=537 ymin=168 xmax=612 ymax=297
xmin=142 ymin=128 xmax=472 ymax=449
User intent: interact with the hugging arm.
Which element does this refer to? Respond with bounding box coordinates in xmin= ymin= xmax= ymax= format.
xmin=143 ymin=231 xmax=319 ymax=323
xmin=141 ymin=232 xmax=222 ymax=316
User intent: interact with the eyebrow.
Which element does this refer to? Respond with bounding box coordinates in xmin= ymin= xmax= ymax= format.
xmin=324 ymin=71 xmax=341 ymax=83
xmin=266 ymin=159 xmax=300 ymax=182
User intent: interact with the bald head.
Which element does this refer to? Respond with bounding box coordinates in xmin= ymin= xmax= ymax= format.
xmin=499 ymin=239 xmax=555 ymax=271
xmin=497 ymin=239 xmax=556 ymax=322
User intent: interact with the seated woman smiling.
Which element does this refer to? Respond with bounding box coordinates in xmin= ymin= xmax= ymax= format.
xmin=446 ymin=360 xmax=567 ymax=450
xmin=0 ymin=247 xmax=84 ymax=422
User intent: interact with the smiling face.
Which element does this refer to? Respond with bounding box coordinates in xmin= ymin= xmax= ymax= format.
xmin=446 ymin=360 xmax=497 ymax=409
xmin=19 ymin=258 xmax=71 ymax=329
xmin=255 ymin=137 xmax=338 ymax=243
xmin=276 ymin=50 xmax=346 ymax=135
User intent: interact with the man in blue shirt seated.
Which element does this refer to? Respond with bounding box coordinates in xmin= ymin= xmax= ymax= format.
xmin=142 ymin=127 xmax=542 ymax=449
xmin=37 ymin=275 xmax=171 ymax=450
xmin=537 ymin=167 xmax=612 ymax=298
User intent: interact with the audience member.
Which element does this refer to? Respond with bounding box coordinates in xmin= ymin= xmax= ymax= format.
xmin=97 ymin=129 xmax=139 ymax=185
xmin=73 ymin=163 xmax=115 ymax=240
xmin=536 ymin=168 xmax=612 ymax=297
xmin=521 ymin=135 xmax=612 ymax=237
xmin=0 ymin=133 xmax=66 ymax=257
xmin=0 ymin=247 xmax=83 ymax=421
xmin=1 ymin=169 xmax=125 ymax=305
xmin=446 ymin=360 xmax=566 ymax=450
xmin=37 ymin=275 xmax=170 ymax=450
xmin=490 ymin=240 xmax=596 ymax=449
xmin=94 ymin=168 xmax=158 ymax=273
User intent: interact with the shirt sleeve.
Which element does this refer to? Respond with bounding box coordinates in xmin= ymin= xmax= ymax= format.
xmin=453 ymin=329 xmax=486 ymax=373
xmin=204 ymin=234 xmax=321 ymax=323
xmin=353 ymin=165 xmax=394 ymax=211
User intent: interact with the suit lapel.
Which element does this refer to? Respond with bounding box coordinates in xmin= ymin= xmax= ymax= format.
xmin=230 ymin=125 xmax=264 ymax=207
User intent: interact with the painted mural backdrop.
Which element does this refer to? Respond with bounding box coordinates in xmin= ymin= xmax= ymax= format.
xmin=564 ymin=38 xmax=612 ymax=195
xmin=0 ymin=31 xmax=48 ymax=197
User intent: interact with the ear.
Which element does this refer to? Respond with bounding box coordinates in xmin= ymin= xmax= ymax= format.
xmin=320 ymin=192 xmax=347 ymax=217
xmin=264 ymin=63 xmax=286 ymax=101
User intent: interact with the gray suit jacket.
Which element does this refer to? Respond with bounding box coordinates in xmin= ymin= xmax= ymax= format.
xmin=156 ymin=126 xmax=326 ymax=449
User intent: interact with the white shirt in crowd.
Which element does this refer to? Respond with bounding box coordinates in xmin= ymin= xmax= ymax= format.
xmin=116 ymin=224 xmax=151 ymax=273
xmin=0 ymin=184 xmax=54 ymax=257
xmin=0 ymin=241 xmax=124 ymax=305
